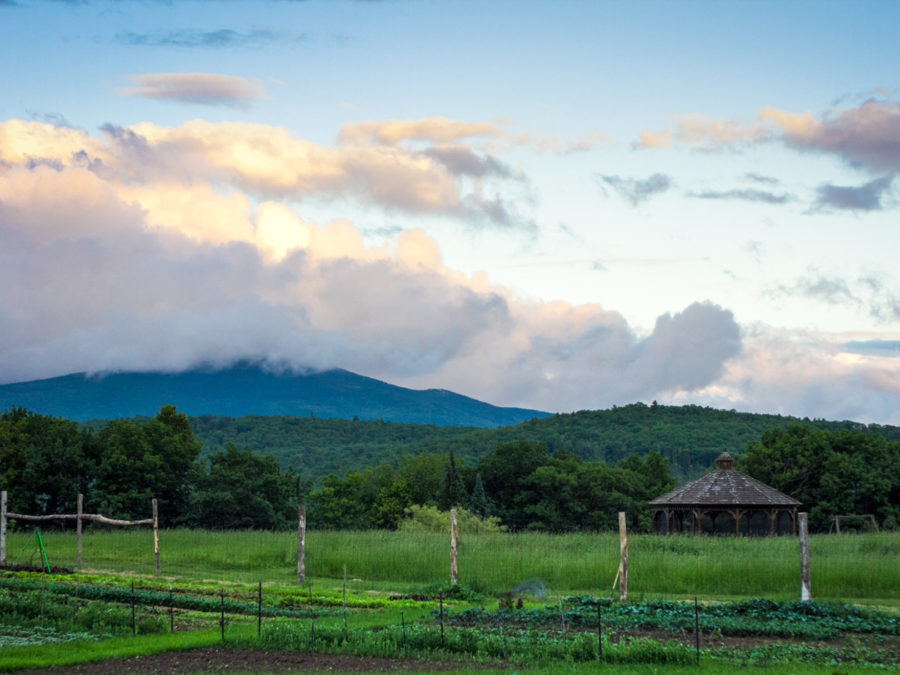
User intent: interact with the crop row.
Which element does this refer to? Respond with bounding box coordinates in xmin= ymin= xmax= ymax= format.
xmin=448 ymin=596 xmax=900 ymax=641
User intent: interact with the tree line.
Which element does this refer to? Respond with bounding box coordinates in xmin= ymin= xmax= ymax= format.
xmin=3 ymin=406 xmax=898 ymax=533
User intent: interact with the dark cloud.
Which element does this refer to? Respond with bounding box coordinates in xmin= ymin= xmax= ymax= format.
xmin=744 ymin=172 xmax=780 ymax=185
xmin=114 ymin=27 xmax=297 ymax=49
xmin=422 ymin=145 xmax=511 ymax=178
xmin=781 ymin=101 xmax=900 ymax=173
xmin=118 ymin=72 xmax=265 ymax=108
xmin=688 ymin=188 xmax=791 ymax=204
xmin=598 ymin=173 xmax=672 ymax=206
xmin=814 ymin=175 xmax=893 ymax=212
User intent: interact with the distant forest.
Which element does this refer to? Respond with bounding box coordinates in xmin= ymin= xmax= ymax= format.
xmin=3 ymin=403 xmax=899 ymax=533
xmin=186 ymin=403 xmax=900 ymax=483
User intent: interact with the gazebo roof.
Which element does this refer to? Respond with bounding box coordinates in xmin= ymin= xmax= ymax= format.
xmin=648 ymin=452 xmax=801 ymax=508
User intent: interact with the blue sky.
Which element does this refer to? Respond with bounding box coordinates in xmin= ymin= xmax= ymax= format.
xmin=1 ymin=0 xmax=899 ymax=423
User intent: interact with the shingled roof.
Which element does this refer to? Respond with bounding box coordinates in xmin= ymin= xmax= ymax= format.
xmin=648 ymin=452 xmax=801 ymax=508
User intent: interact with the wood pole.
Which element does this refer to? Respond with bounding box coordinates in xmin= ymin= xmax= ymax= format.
xmin=799 ymin=512 xmax=811 ymax=602
xmin=618 ymin=511 xmax=628 ymax=602
xmin=76 ymin=494 xmax=83 ymax=571
xmin=152 ymin=499 xmax=160 ymax=576
xmin=297 ymin=505 xmax=306 ymax=584
xmin=1 ymin=490 xmax=6 ymax=566
xmin=450 ymin=508 xmax=458 ymax=585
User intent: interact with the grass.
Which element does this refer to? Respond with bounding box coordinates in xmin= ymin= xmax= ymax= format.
xmin=6 ymin=528 xmax=899 ymax=604
xmin=0 ymin=629 xmax=221 ymax=672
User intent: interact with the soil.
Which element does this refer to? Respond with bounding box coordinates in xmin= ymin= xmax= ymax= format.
xmin=10 ymin=648 xmax=484 ymax=674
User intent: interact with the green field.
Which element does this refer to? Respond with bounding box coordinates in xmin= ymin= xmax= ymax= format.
xmin=7 ymin=529 xmax=899 ymax=604
xmin=2 ymin=529 xmax=899 ymax=673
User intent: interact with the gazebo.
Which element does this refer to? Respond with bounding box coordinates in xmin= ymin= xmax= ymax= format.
xmin=648 ymin=452 xmax=801 ymax=536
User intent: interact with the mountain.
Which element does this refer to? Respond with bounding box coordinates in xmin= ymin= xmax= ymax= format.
xmin=0 ymin=365 xmax=551 ymax=427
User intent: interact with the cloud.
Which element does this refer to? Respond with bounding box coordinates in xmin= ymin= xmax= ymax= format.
xmin=635 ymin=100 xmax=900 ymax=173
xmin=813 ymin=175 xmax=893 ymax=211
xmin=745 ymin=172 xmax=778 ymax=184
xmin=114 ymin=27 xmax=295 ymax=49
xmin=118 ymin=73 xmax=265 ymax=108
xmin=675 ymin=330 xmax=900 ymax=425
xmin=512 ymin=130 xmax=612 ymax=154
xmin=842 ymin=340 xmax=900 ymax=357
xmin=598 ymin=173 xmax=672 ymax=206
xmin=0 ymin=118 xmax=530 ymax=227
xmin=338 ymin=117 xmax=504 ymax=146
xmin=0 ymin=160 xmax=741 ymax=411
xmin=771 ymin=270 xmax=900 ymax=322
xmin=688 ymin=188 xmax=792 ymax=204
xmin=422 ymin=145 xmax=512 ymax=178
xmin=762 ymin=101 xmax=900 ymax=172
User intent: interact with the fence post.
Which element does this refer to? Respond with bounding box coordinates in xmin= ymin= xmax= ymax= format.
xmin=152 ymin=498 xmax=160 ymax=576
xmin=618 ymin=511 xmax=628 ymax=602
xmin=450 ymin=508 xmax=458 ymax=585
xmin=1 ymin=490 xmax=6 ymax=566
xmin=76 ymin=494 xmax=83 ymax=571
xmin=297 ymin=505 xmax=306 ymax=585
xmin=799 ymin=512 xmax=811 ymax=602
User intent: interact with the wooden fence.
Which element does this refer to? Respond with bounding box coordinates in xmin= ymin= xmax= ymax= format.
xmin=0 ymin=491 xmax=160 ymax=575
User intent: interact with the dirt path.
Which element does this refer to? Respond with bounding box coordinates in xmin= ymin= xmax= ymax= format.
xmin=11 ymin=648 xmax=484 ymax=674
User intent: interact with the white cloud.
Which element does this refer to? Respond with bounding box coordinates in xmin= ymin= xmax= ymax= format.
xmin=0 ymin=159 xmax=742 ymax=410
xmin=118 ymin=72 xmax=265 ymax=108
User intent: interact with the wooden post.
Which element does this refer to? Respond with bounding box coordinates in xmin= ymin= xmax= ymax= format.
xmin=450 ymin=508 xmax=458 ymax=585
xmin=297 ymin=505 xmax=306 ymax=584
xmin=152 ymin=498 xmax=160 ymax=576
xmin=1 ymin=490 xmax=6 ymax=566
xmin=76 ymin=494 xmax=83 ymax=571
xmin=799 ymin=512 xmax=811 ymax=602
xmin=618 ymin=511 xmax=628 ymax=602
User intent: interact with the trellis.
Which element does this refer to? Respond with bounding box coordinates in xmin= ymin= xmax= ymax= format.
xmin=0 ymin=491 xmax=160 ymax=575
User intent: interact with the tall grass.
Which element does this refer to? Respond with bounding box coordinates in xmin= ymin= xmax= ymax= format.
xmin=5 ymin=529 xmax=899 ymax=603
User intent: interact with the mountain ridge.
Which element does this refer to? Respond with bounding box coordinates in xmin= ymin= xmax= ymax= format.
xmin=0 ymin=365 xmax=551 ymax=427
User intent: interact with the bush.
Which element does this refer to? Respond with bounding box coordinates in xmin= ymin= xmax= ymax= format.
xmin=399 ymin=505 xmax=507 ymax=534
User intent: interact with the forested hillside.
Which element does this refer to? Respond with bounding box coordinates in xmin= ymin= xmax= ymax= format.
xmin=189 ymin=403 xmax=900 ymax=482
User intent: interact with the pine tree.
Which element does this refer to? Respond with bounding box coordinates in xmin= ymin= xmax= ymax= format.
xmin=469 ymin=472 xmax=491 ymax=518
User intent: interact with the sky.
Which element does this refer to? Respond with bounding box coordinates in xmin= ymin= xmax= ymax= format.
xmin=1 ymin=0 xmax=899 ymax=424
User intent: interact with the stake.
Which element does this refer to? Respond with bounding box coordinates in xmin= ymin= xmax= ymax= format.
xmin=258 ymin=580 xmax=262 ymax=638
xmin=559 ymin=595 xmax=567 ymax=657
xmin=152 ymin=498 xmax=160 ymax=576
xmin=220 ymin=588 xmax=225 ymax=641
xmin=450 ymin=508 xmax=458 ymax=585
xmin=618 ymin=511 xmax=628 ymax=602
xmin=131 ymin=581 xmax=136 ymax=637
xmin=76 ymin=493 xmax=83 ymax=571
xmin=342 ymin=564 xmax=348 ymax=639
xmin=0 ymin=491 xmax=6 ymax=566
xmin=799 ymin=512 xmax=811 ymax=602
xmin=297 ymin=505 xmax=306 ymax=585
xmin=439 ymin=591 xmax=444 ymax=645
xmin=169 ymin=584 xmax=174 ymax=633
xmin=401 ymin=611 xmax=407 ymax=656
xmin=694 ymin=596 xmax=700 ymax=664
xmin=597 ymin=599 xmax=602 ymax=661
